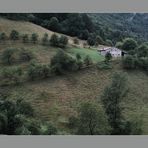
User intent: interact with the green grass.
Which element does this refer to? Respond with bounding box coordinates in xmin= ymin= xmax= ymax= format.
xmin=68 ymin=47 xmax=104 ymax=63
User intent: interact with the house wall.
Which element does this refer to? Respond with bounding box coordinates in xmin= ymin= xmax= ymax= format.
xmin=100 ymin=48 xmax=122 ymax=57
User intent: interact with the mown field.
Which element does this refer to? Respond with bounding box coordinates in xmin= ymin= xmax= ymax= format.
xmin=68 ymin=47 xmax=104 ymax=63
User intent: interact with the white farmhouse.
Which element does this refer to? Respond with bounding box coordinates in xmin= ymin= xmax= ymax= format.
xmin=98 ymin=47 xmax=127 ymax=57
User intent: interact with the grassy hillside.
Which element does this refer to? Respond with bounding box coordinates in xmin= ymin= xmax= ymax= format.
xmin=68 ymin=47 xmax=104 ymax=63
xmin=0 ymin=17 xmax=86 ymax=46
xmin=0 ymin=17 xmax=148 ymax=135
xmin=2 ymin=60 xmax=148 ymax=134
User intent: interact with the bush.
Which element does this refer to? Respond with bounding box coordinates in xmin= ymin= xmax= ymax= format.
xmin=137 ymin=43 xmax=148 ymax=57
xmin=1 ymin=48 xmax=15 ymax=65
xmin=31 ymin=33 xmax=38 ymax=44
xmin=42 ymin=33 xmax=48 ymax=45
xmin=0 ymin=32 xmax=6 ymax=41
xmin=41 ymin=122 xmax=57 ymax=135
xmin=73 ymin=37 xmax=79 ymax=44
xmin=122 ymin=55 xmax=136 ymax=69
xmin=84 ymin=55 xmax=93 ymax=66
xmin=137 ymin=57 xmax=148 ymax=72
xmin=10 ymin=30 xmax=19 ymax=40
xmin=58 ymin=35 xmax=68 ymax=48
xmin=50 ymin=34 xmax=59 ymax=47
xmin=16 ymin=99 xmax=34 ymax=117
xmin=27 ymin=62 xmax=51 ymax=81
xmin=1 ymin=67 xmax=23 ymax=86
xmin=50 ymin=50 xmax=78 ymax=75
xmin=97 ymin=62 xmax=112 ymax=70
xmin=19 ymin=49 xmax=34 ymax=62
xmin=22 ymin=34 xmax=29 ymax=43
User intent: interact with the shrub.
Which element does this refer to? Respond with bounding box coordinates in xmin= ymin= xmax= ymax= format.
xmin=41 ymin=122 xmax=57 ymax=135
xmin=22 ymin=34 xmax=29 ymax=43
xmin=0 ymin=32 xmax=6 ymax=41
xmin=1 ymin=67 xmax=23 ymax=86
xmin=10 ymin=30 xmax=19 ymax=40
xmin=97 ymin=62 xmax=112 ymax=70
xmin=19 ymin=49 xmax=34 ymax=62
xmin=16 ymin=99 xmax=34 ymax=117
xmin=137 ymin=43 xmax=148 ymax=57
xmin=1 ymin=48 xmax=15 ymax=65
xmin=50 ymin=34 xmax=59 ymax=47
xmin=84 ymin=55 xmax=93 ymax=66
xmin=73 ymin=37 xmax=79 ymax=44
xmin=31 ymin=33 xmax=38 ymax=44
xmin=27 ymin=62 xmax=51 ymax=81
xmin=42 ymin=33 xmax=48 ymax=45
xmin=58 ymin=35 xmax=68 ymax=48
xmin=122 ymin=55 xmax=136 ymax=69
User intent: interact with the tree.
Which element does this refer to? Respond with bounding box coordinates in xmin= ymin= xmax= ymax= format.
xmin=0 ymin=98 xmax=34 ymax=135
xmin=115 ymin=41 xmax=123 ymax=49
xmin=50 ymin=50 xmax=78 ymax=74
xmin=69 ymin=102 xmax=111 ymax=135
xmin=42 ymin=33 xmax=48 ymax=45
xmin=79 ymin=29 xmax=89 ymax=40
xmin=76 ymin=53 xmax=83 ymax=70
xmin=95 ymin=35 xmax=104 ymax=45
xmin=10 ymin=30 xmax=19 ymax=40
xmin=22 ymin=34 xmax=29 ymax=43
xmin=84 ymin=55 xmax=92 ymax=66
xmin=48 ymin=17 xmax=59 ymax=32
xmin=105 ymin=52 xmax=112 ymax=63
xmin=31 ymin=33 xmax=38 ymax=44
xmin=137 ymin=43 xmax=148 ymax=57
xmin=50 ymin=34 xmax=59 ymax=47
xmin=101 ymin=72 xmax=129 ymax=134
xmin=106 ymin=39 xmax=113 ymax=46
xmin=58 ymin=35 xmax=68 ymax=48
xmin=122 ymin=38 xmax=137 ymax=51
xmin=1 ymin=48 xmax=15 ymax=65
xmin=87 ymin=36 xmax=95 ymax=46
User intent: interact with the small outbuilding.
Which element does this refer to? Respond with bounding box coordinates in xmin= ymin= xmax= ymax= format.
xmin=98 ymin=47 xmax=127 ymax=57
